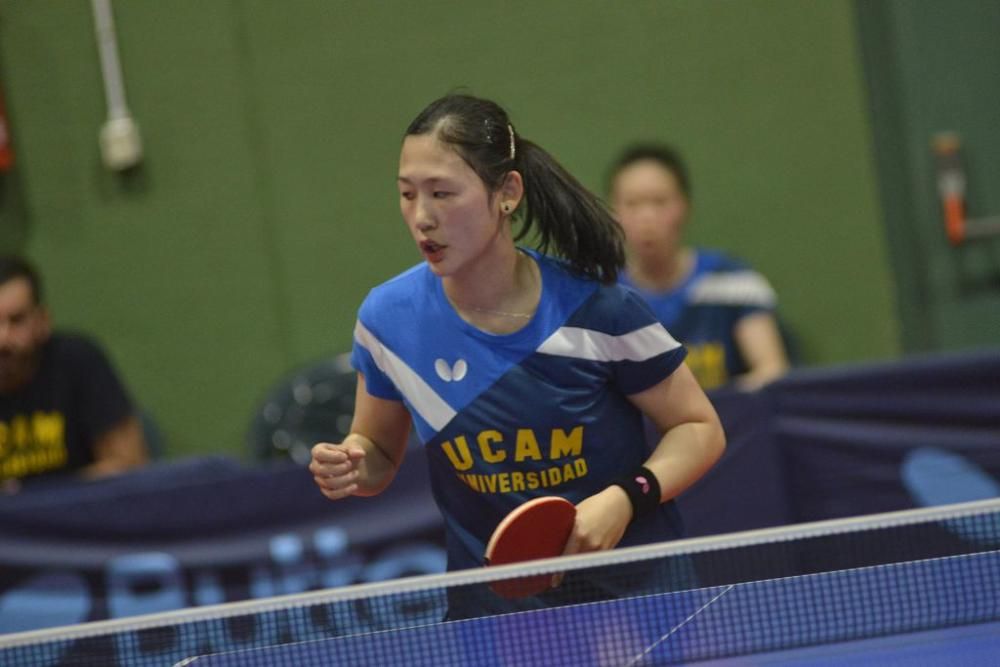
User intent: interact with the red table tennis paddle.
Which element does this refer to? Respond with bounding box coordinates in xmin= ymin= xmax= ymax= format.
xmin=484 ymin=496 xmax=577 ymax=599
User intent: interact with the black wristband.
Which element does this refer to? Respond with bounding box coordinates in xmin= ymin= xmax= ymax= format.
xmin=612 ymin=466 xmax=661 ymax=519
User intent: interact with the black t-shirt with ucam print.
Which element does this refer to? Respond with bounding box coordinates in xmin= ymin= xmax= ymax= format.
xmin=0 ymin=333 xmax=134 ymax=482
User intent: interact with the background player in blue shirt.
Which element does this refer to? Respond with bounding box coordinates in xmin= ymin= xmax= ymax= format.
xmin=609 ymin=144 xmax=789 ymax=391
xmin=310 ymin=96 xmax=725 ymax=599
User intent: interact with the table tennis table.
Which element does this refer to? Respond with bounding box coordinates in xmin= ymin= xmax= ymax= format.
xmin=4 ymin=499 xmax=998 ymax=667
xmin=183 ymin=548 xmax=1000 ymax=666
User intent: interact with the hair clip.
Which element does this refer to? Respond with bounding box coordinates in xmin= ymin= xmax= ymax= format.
xmin=507 ymin=124 xmax=516 ymax=161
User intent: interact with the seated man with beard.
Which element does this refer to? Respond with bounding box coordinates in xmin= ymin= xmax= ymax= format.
xmin=0 ymin=256 xmax=147 ymax=493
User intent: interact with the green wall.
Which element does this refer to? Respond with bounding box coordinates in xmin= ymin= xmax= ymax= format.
xmin=0 ymin=1 xmax=898 ymax=458
xmin=856 ymin=0 xmax=1000 ymax=353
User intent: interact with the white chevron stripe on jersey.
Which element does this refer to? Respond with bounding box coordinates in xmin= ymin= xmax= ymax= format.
xmin=687 ymin=271 xmax=776 ymax=307
xmin=536 ymin=323 xmax=681 ymax=362
xmin=353 ymin=320 xmax=456 ymax=431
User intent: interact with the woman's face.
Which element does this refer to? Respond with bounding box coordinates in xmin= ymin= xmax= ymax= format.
xmin=611 ymin=160 xmax=690 ymax=262
xmin=397 ymin=134 xmax=506 ymax=277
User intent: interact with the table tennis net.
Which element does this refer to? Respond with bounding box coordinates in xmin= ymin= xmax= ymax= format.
xmin=1 ymin=497 xmax=999 ymax=666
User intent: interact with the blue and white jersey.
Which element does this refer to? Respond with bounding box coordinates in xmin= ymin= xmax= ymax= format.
xmin=621 ymin=249 xmax=776 ymax=390
xmin=352 ymin=249 xmax=687 ymax=571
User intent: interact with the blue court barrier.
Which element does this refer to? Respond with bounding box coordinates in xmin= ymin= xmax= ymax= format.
xmin=0 ymin=349 xmax=997 ymax=631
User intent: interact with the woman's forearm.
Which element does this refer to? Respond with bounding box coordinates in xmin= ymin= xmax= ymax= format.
xmin=343 ymin=432 xmax=402 ymax=496
xmin=643 ymin=419 xmax=725 ymax=502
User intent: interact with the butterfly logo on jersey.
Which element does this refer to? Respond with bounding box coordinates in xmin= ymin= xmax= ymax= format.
xmin=435 ymin=358 xmax=468 ymax=382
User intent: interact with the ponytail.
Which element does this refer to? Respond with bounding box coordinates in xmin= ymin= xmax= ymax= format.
xmin=406 ymin=94 xmax=624 ymax=283
xmin=515 ymin=139 xmax=624 ymax=284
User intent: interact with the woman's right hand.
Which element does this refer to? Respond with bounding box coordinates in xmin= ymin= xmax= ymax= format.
xmin=310 ymin=442 xmax=366 ymax=500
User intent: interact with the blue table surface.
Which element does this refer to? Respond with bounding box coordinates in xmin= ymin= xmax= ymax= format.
xmin=701 ymin=620 xmax=1000 ymax=666
xmin=186 ymin=550 xmax=1000 ymax=667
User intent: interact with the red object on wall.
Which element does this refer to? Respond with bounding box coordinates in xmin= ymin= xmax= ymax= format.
xmin=0 ymin=85 xmax=13 ymax=172
xmin=932 ymin=133 xmax=966 ymax=245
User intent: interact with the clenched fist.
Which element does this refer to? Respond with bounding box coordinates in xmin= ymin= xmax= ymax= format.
xmin=310 ymin=442 xmax=366 ymax=500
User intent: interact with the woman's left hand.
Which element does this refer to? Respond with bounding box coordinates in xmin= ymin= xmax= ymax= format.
xmin=562 ymin=485 xmax=633 ymax=556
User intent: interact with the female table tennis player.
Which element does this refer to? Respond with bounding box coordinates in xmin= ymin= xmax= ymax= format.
xmin=608 ymin=144 xmax=789 ymax=391
xmin=310 ymin=94 xmax=725 ymax=616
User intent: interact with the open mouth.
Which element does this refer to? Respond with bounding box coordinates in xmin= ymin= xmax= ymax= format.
xmin=420 ymin=240 xmax=447 ymax=255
